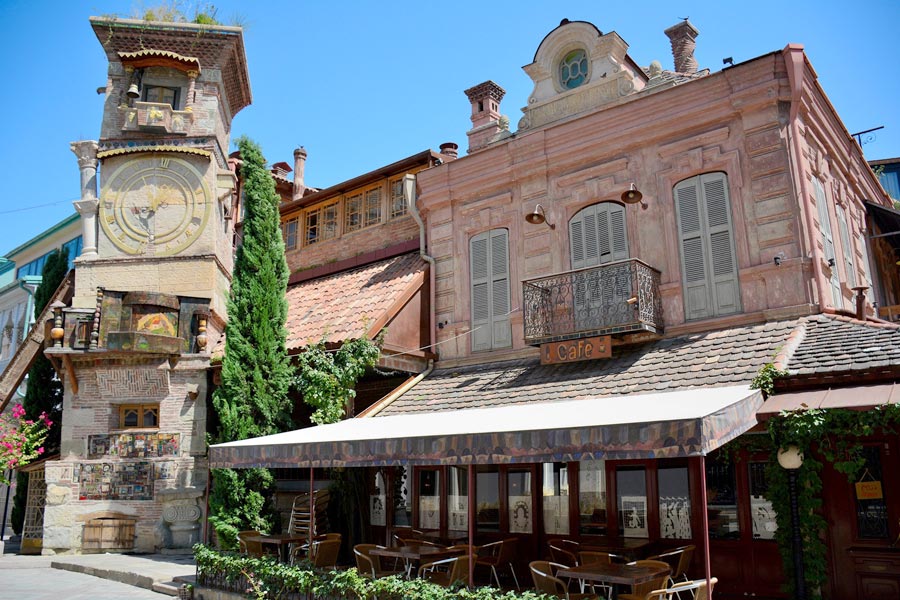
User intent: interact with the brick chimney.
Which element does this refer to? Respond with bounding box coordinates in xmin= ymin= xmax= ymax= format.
xmin=664 ymin=19 xmax=699 ymax=74
xmin=292 ymin=147 xmax=307 ymax=201
xmin=439 ymin=142 xmax=459 ymax=160
xmin=464 ymin=81 xmax=507 ymax=153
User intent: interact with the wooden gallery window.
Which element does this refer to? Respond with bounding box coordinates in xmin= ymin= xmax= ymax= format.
xmin=282 ymin=217 xmax=299 ymax=250
xmin=119 ymin=404 xmax=159 ymax=429
xmin=389 ymin=178 xmax=407 ymax=218
xmin=305 ymin=202 xmax=339 ymax=246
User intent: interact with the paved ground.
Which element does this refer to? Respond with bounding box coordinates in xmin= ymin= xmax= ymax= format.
xmin=0 ymin=536 xmax=196 ymax=597
xmin=0 ymin=565 xmax=174 ymax=599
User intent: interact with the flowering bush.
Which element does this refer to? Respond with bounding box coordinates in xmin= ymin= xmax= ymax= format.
xmin=0 ymin=404 xmax=52 ymax=485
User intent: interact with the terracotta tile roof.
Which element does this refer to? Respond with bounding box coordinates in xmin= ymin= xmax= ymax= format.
xmin=377 ymin=319 xmax=802 ymax=416
xmin=285 ymin=252 xmax=426 ymax=350
xmin=783 ymin=314 xmax=900 ymax=376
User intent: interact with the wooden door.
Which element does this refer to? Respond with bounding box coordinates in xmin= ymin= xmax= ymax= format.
xmin=823 ymin=436 xmax=900 ymax=600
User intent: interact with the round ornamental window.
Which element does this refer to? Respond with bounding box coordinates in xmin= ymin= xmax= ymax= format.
xmin=560 ymin=49 xmax=589 ymax=89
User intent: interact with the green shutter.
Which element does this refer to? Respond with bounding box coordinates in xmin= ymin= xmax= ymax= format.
xmin=813 ymin=178 xmax=842 ymax=308
xmin=837 ymin=206 xmax=857 ymax=289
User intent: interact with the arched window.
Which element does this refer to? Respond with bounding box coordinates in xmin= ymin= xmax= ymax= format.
xmin=470 ymin=229 xmax=511 ymax=351
xmin=568 ymin=202 xmax=628 ymax=269
xmin=674 ymin=172 xmax=741 ymax=320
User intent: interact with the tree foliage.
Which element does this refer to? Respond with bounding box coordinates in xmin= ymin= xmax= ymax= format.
xmin=295 ymin=334 xmax=384 ymax=425
xmin=11 ymin=247 xmax=68 ymax=534
xmin=209 ymin=137 xmax=292 ymax=547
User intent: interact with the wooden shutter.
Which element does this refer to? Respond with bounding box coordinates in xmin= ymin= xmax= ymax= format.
xmin=837 ymin=206 xmax=857 ymax=289
xmin=470 ymin=229 xmax=511 ymax=351
xmin=569 ymin=203 xmax=629 ymax=269
xmin=813 ymin=178 xmax=842 ymax=308
xmin=676 ymin=173 xmax=740 ymax=320
xmin=676 ymin=178 xmax=711 ymax=320
xmin=702 ymin=173 xmax=740 ymax=316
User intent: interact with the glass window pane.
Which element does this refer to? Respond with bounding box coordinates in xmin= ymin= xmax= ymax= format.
xmin=855 ymin=446 xmax=889 ymax=539
xmin=542 ymin=462 xmax=568 ymax=534
xmin=122 ymin=408 xmax=138 ymax=428
xmin=417 ymin=469 xmax=440 ymax=530
xmin=370 ymin=469 xmax=387 ymax=526
xmin=393 ymin=466 xmax=411 ymax=527
xmin=476 ymin=466 xmax=500 ymax=533
xmin=579 ymin=459 xmax=607 ymax=535
xmin=142 ymin=407 xmax=158 ymax=428
xmin=658 ymin=467 xmax=691 ymax=539
xmin=706 ymin=459 xmax=740 ymax=539
xmin=509 ymin=468 xmax=533 ymax=534
xmin=748 ymin=462 xmax=777 ymax=539
xmin=448 ymin=466 xmax=468 ymax=531
xmin=617 ymin=468 xmax=648 ymax=537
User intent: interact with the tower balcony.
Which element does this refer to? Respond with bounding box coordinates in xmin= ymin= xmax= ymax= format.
xmin=522 ymin=258 xmax=664 ymax=346
xmin=120 ymin=102 xmax=193 ymax=135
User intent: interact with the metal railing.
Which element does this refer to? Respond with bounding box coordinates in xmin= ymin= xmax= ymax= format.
xmin=522 ymin=258 xmax=663 ymax=345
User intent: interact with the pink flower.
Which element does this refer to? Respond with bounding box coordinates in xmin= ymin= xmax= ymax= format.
xmin=37 ymin=447 xmax=44 ymax=455
xmin=12 ymin=405 xmax=25 ymax=419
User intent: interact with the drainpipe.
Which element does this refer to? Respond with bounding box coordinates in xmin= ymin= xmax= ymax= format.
xmin=783 ymin=45 xmax=831 ymax=313
xmin=403 ymin=174 xmax=437 ymax=357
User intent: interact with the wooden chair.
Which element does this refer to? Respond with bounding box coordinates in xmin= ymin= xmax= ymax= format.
xmin=310 ymin=538 xmax=341 ymax=569
xmin=618 ymin=560 xmax=671 ymax=600
xmin=476 ymin=537 xmax=520 ymax=590
xmin=644 ymin=577 xmax=717 ymax=600
xmin=418 ymin=553 xmax=471 ymax=587
xmin=529 ymin=560 xmax=598 ymax=600
xmin=353 ymin=544 xmax=404 ymax=579
xmin=237 ymin=530 xmax=264 ymax=558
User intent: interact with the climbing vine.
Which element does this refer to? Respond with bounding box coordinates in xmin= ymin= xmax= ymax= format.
xmin=764 ymin=403 xmax=900 ymax=597
xmin=294 ymin=332 xmax=385 ymax=425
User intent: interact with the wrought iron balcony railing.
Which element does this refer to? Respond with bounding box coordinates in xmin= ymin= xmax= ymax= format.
xmin=522 ymin=258 xmax=663 ymax=346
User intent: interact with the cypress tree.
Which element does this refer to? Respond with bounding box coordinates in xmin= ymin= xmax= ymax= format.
xmin=209 ymin=137 xmax=293 ymax=547
xmin=11 ymin=247 xmax=69 ymax=534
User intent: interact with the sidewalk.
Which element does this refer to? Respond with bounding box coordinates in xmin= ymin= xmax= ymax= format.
xmin=1 ymin=537 xmax=196 ymax=596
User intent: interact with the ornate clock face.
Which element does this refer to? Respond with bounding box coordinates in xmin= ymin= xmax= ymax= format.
xmin=99 ymin=155 xmax=212 ymax=256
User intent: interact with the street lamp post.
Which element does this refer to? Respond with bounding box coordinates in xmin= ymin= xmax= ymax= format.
xmin=777 ymin=445 xmax=807 ymax=600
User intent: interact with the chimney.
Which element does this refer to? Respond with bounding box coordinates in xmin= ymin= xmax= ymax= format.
xmin=292 ymin=147 xmax=307 ymax=201
xmin=464 ymin=81 xmax=507 ymax=153
xmin=664 ymin=19 xmax=699 ymax=74
xmin=439 ymin=142 xmax=459 ymax=160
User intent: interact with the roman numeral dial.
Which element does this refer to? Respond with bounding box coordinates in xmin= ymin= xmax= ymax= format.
xmin=98 ymin=154 xmax=212 ymax=257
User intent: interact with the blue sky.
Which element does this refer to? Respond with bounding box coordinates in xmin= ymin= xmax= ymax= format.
xmin=2 ymin=0 xmax=898 ymax=255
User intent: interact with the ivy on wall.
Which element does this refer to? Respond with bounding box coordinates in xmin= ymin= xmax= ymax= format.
xmin=751 ymin=366 xmax=900 ymax=598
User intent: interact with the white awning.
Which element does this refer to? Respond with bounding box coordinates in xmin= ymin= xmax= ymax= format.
xmin=209 ymin=385 xmax=763 ymax=468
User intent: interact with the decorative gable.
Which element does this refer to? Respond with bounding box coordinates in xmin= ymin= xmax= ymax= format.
xmin=519 ymin=19 xmax=647 ymax=131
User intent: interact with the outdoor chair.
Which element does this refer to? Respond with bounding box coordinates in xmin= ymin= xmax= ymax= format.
xmin=476 ymin=537 xmax=520 ymax=590
xmin=418 ymin=553 xmax=471 ymax=587
xmin=237 ymin=530 xmax=265 ymax=558
xmin=619 ymin=560 xmax=672 ymax=600
xmin=310 ymin=538 xmax=341 ymax=569
xmin=353 ymin=544 xmax=405 ymax=579
xmin=574 ymin=551 xmax=616 ymax=598
xmin=644 ymin=577 xmax=717 ymax=600
xmin=529 ymin=560 xmax=599 ymax=600
xmin=549 ymin=541 xmax=580 ymax=567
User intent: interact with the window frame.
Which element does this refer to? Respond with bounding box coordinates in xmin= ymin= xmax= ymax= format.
xmin=282 ymin=216 xmax=299 ymax=250
xmin=304 ymin=201 xmax=339 ymax=246
xmin=389 ymin=178 xmax=407 ymax=219
xmin=142 ymin=85 xmax=180 ymax=110
xmin=118 ymin=404 xmax=160 ymax=430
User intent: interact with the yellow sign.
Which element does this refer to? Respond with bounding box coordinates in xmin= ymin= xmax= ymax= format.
xmin=855 ymin=480 xmax=883 ymax=500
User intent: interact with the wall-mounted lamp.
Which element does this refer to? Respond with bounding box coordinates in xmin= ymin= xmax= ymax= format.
xmin=621 ymin=183 xmax=647 ymax=209
xmin=774 ymin=251 xmax=786 ymax=266
xmin=827 ymin=257 xmax=836 ymax=268
xmin=525 ymin=204 xmax=555 ymax=229
xmin=723 ymin=57 xmax=734 ymax=67
xmin=186 ymin=383 xmax=200 ymax=401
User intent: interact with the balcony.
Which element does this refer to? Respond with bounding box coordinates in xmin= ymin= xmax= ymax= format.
xmin=522 ymin=258 xmax=663 ymax=346
xmin=121 ymin=102 xmax=192 ymax=135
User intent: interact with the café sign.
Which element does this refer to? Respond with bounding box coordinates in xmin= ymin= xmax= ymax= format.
xmin=541 ymin=335 xmax=612 ymax=365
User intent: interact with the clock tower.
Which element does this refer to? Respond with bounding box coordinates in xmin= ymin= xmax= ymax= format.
xmin=41 ymin=17 xmax=251 ymax=554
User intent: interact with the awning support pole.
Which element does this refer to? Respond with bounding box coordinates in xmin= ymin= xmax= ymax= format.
xmin=699 ymin=455 xmax=712 ymax=598
xmin=309 ymin=467 xmax=315 ymax=550
xmin=468 ymin=464 xmax=475 ymax=589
